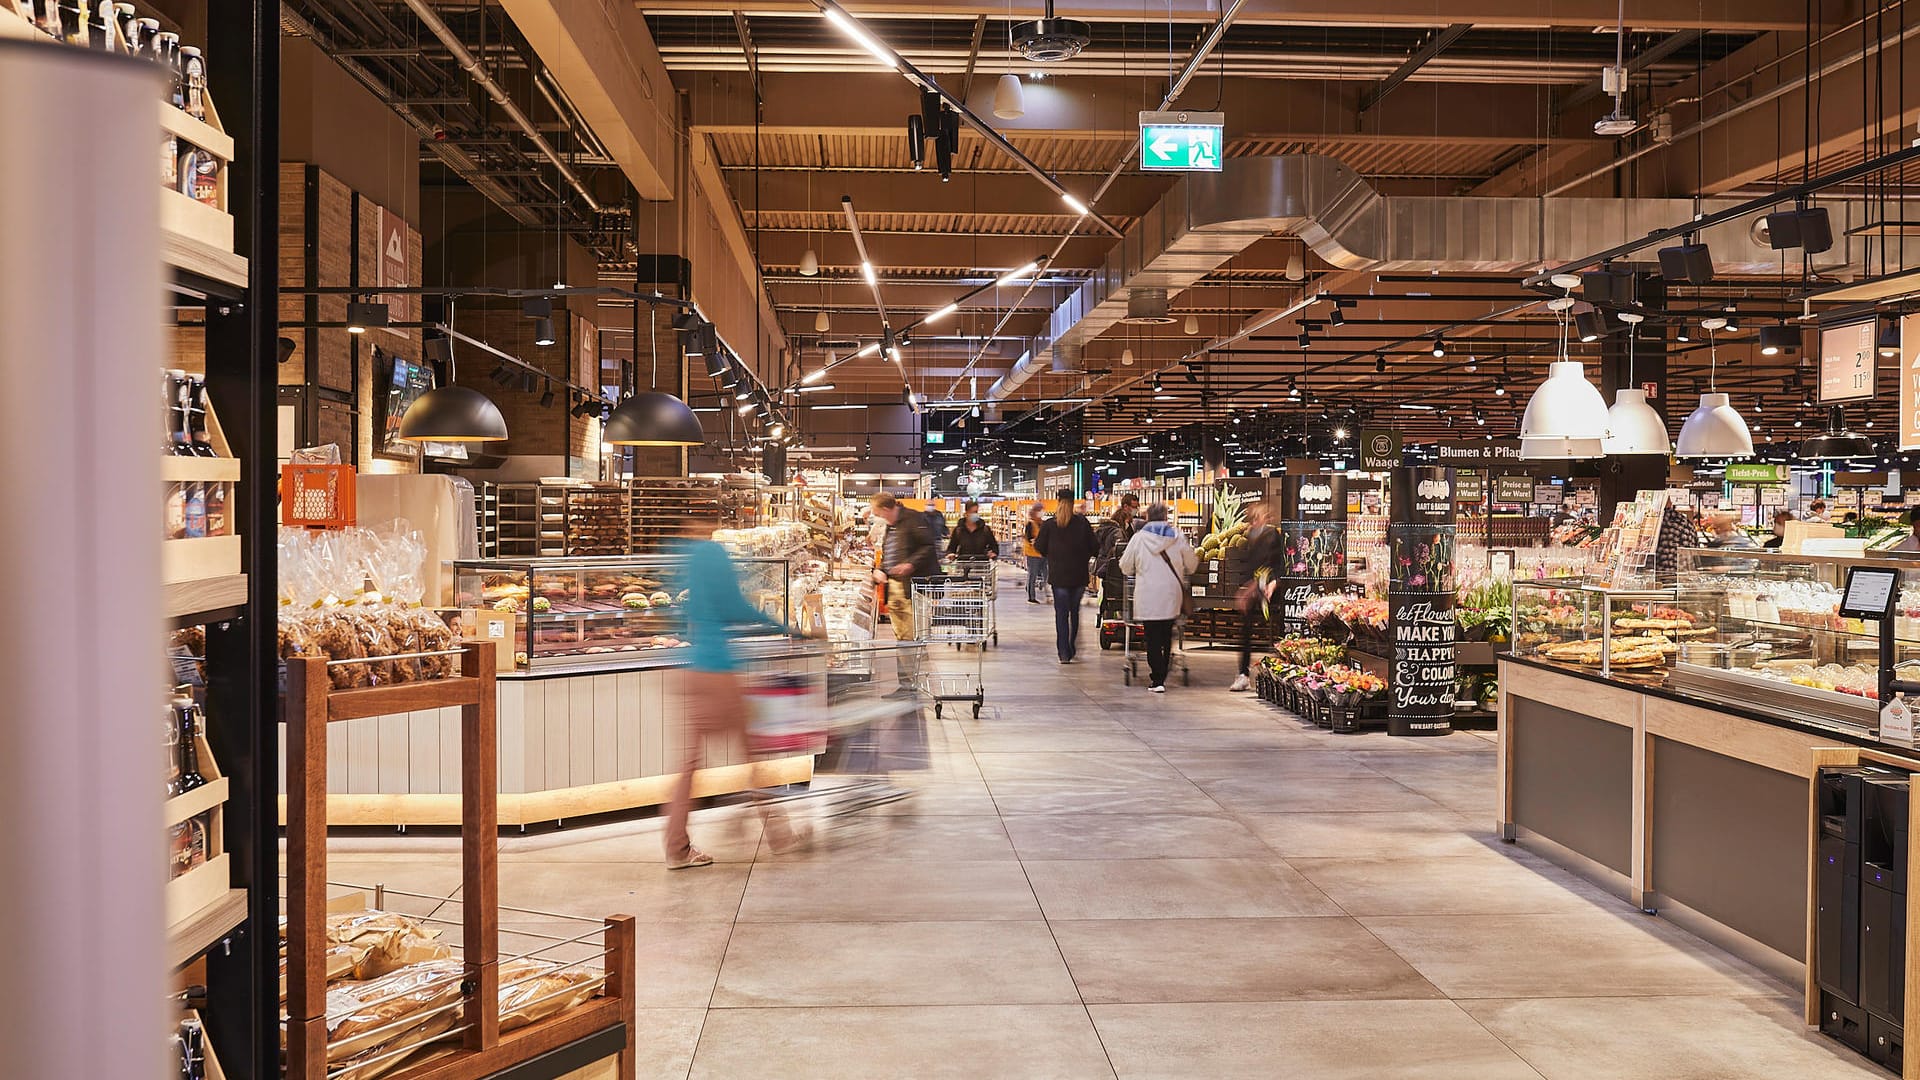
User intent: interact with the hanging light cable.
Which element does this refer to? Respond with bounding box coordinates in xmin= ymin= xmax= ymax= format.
xmin=1601 ymin=311 xmax=1670 ymax=455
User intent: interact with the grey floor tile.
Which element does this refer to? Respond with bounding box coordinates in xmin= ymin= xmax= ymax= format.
xmin=1002 ymin=812 xmax=1267 ymax=860
xmin=1239 ymin=810 xmax=1495 ymax=859
xmin=713 ymin=921 xmax=1078 ymax=1006
xmin=1461 ymin=995 xmax=1885 ymax=1079
xmin=1089 ymin=1000 xmax=1543 ymax=1079
xmin=1291 ymin=852 xmax=1610 ymax=916
xmin=1196 ymin=775 xmax=1446 ymax=814
xmin=690 ymin=1005 xmax=1116 ymax=1079
xmin=1361 ymin=911 xmax=1787 ymax=999
xmin=736 ymin=860 xmax=1042 ymax=922
xmin=1052 ymin=916 xmax=1442 ymax=1003
xmin=1023 ymin=858 xmax=1341 ymax=919
xmin=632 ymin=1008 xmax=707 ymax=1080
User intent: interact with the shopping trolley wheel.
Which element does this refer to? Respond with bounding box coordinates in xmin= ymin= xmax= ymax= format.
xmin=1181 ymin=668 xmax=1191 ymax=686
xmin=1100 ymin=636 xmax=1113 ymax=651
xmin=1123 ymin=666 xmax=1132 ymax=685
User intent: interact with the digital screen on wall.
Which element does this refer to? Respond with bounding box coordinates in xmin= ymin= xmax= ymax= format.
xmin=379 ymin=349 xmax=433 ymax=455
xmin=1819 ymin=318 xmax=1878 ymax=403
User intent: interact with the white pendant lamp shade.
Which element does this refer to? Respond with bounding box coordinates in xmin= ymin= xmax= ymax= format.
xmin=1184 ymin=314 xmax=1199 ymax=335
xmin=1601 ymin=388 xmax=1672 ymax=455
xmin=814 ymin=310 xmax=830 ymax=333
xmin=1674 ymin=392 xmax=1755 ymax=458
xmin=1120 ymin=347 xmax=1135 ymax=366
xmin=1284 ymin=251 xmax=1305 ymax=281
xmin=993 ymin=74 xmax=1026 ymax=120
xmin=1519 ymin=436 xmax=1606 ymax=460
xmin=1519 ymin=361 xmax=1608 ymax=459
xmin=799 ymin=249 xmax=819 ymax=276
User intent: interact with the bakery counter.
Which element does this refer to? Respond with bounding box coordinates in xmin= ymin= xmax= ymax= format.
xmin=1498 ymin=655 xmax=1890 ymax=985
xmin=279 ymin=651 xmax=821 ymax=828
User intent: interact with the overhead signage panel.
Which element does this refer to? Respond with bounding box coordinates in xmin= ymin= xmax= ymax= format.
xmin=1139 ymin=110 xmax=1224 ymax=172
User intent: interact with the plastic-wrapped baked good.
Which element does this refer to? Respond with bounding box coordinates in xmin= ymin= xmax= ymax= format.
xmin=380 ymin=609 xmax=421 ymax=683
xmin=496 ymin=957 xmax=600 ymax=1031
xmin=410 ymin=609 xmax=459 ymax=679
xmin=349 ymin=609 xmax=398 ymax=685
xmin=305 ymin=610 xmax=369 ymax=689
xmin=324 ymin=958 xmax=465 ymax=1064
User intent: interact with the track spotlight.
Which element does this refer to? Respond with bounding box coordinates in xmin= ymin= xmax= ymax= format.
xmin=1431 ymin=338 xmax=1446 ymax=358
xmin=540 ymin=382 xmax=556 ymax=408
xmin=1758 ymin=324 xmax=1799 ymax=356
xmin=1656 ymin=239 xmax=1714 ymax=284
xmin=1575 ymin=310 xmax=1608 ymax=343
xmin=490 ymin=362 xmax=513 ymax=386
xmin=1330 ymin=308 xmax=1345 ymax=327
xmin=346 ymin=300 xmax=388 ymax=334
xmin=1375 ymin=355 xmax=1386 ymax=374
xmin=520 ymin=370 xmax=540 ymax=394
xmin=1675 ymin=322 xmax=1691 ymax=343
xmin=672 ymin=311 xmax=700 ymax=333
xmin=1493 ymin=380 xmax=1506 ymax=397
xmin=521 ymin=297 xmax=553 ymax=320
xmin=1464 ymin=356 xmax=1478 ymax=373
xmin=1879 ymin=320 xmax=1902 ymax=358
xmin=704 ymin=350 xmax=730 ymax=379
xmin=906 ymin=114 xmax=925 ymax=169
xmin=1297 ymin=331 xmax=1311 ymax=349
xmin=533 ymin=317 xmax=555 ymax=347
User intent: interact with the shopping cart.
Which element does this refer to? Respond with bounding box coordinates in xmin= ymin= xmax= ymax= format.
xmin=739 ymin=638 xmax=931 ymax=821
xmin=910 ymin=578 xmax=989 ymax=717
xmin=1115 ymin=574 xmax=1190 ymax=687
xmin=949 ymin=557 xmax=998 ymax=644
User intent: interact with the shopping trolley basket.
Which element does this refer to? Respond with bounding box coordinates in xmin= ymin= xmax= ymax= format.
xmin=738 ymin=638 xmax=931 ymax=819
xmin=909 ymin=578 xmax=988 ymax=718
xmin=1115 ymin=574 xmax=1190 ymax=687
xmin=948 ymin=558 xmax=998 ymax=643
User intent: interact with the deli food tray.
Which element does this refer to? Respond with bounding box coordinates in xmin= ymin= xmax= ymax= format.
xmin=1667 ymin=661 xmax=1877 ymax=733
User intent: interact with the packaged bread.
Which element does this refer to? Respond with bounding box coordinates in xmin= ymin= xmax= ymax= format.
xmin=324 ymin=959 xmax=465 ymax=1062
xmin=497 ymin=957 xmax=601 ymax=1031
xmin=328 ymin=1000 xmax=459 ymax=1080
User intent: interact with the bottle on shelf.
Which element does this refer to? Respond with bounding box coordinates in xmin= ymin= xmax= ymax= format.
xmin=183 ymin=480 xmax=206 ymax=538
xmin=111 ymin=3 xmax=136 ymax=52
xmin=131 ymin=15 xmax=158 ymax=56
xmin=172 ymin=690 xmax=206 ymax=793
xmin=179 ymin=46 xmax=207 ymax=122
xmin=204 ymin=479 xmax=226 ymax=538
xmin=164 ymin=699 xmax=183 ymax=797
xmin=185 ymin=375 xmax=217 ymax=457
xmin=167 ymin=812 xmax=208 ymax=879
xmin=168 ymin=369 xmax=194 ymax=455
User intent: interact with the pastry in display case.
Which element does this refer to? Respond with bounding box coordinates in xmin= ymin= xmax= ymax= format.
xmin=1665 ymin=548 xmax=1920 ymax=733
xmin=453 ymin=555 xmax=790 ymax=670
xmin=1509 ymin=580 xmax=1698 ymax=677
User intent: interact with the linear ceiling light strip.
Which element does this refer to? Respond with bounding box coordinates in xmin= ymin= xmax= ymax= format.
xmin=811 ymin=0 xmax=1123 ymax=239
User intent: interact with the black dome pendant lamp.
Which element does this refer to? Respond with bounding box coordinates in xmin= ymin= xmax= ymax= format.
xmin=605 ymin=391 xmax=706 ymax=446
xmin=1799 ymin=405 xmax=1873 ymax=461
xmin=399 ymin=331 xmax=509 ymax=442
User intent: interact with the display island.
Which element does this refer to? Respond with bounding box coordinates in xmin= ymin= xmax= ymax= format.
xmin=279 ymin=552 xmax=878 ymax=828
xmin=1498 ymin=548 xmax=1920 ymax=991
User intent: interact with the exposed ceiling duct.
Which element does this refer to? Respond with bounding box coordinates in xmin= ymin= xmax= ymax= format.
xmin=1122 ymin=288 xmax=1174 ymax=325
xmin=987 ymin=154 xmax=1855 ymax=402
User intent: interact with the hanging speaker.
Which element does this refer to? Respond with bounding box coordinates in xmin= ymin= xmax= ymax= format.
xmin=1656 ymin=243 xmax=1714 ymax=284
xmin=1581 ymin=268 xmax=1631 ymax=303
xmin=1795 ymin=207 xmax=1833 ymax=254
xmin=1762 ymin=210 xmax=1803 ymax=250
xmin=934 ymin=111 xmax=955 ymax=182
xmin=920 ymin=89 xmax=942 ymax=136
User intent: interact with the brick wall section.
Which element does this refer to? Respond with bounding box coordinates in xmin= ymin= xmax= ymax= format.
xmin=451 ymin=305 xmax=591 ymax=461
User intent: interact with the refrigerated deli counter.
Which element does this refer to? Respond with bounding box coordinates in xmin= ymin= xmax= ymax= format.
xmin=1499 ymin=548 xmax=1920 ymax=985
xmin=280 ymin=553 xmax=879 ymax=827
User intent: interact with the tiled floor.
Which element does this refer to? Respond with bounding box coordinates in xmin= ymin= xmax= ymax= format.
xmin=325 ymin=593 xmax=1883 ymax=1079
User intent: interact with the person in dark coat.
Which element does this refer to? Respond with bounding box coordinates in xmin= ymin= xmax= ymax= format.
xmin=947 ymin=500 xmax=999 ymax=560
xmin=923 ymin=507 xmax=949 ymax=550
xmin=1035 ymin=488 xmax=1098 ymax=663
xmin=870 ymin=492 xmax=940 ymax=694
xmin=1094 ymin=493 xmax=1140 ymax=626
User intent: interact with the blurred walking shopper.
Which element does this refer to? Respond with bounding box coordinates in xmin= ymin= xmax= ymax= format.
xmin=923 ymin=506 xmax=949 ymax=550
xmin=1022 ymin=503 xmax=1048 ymax=604
xmin=1035 ymin=488 xmax=1097 ymax=664
xmin=870 ymin=492 xmax=940 ymax=695
xmin=947 ymin=499 xmax=999 ymax=560
xmin=1095 ymin=493 xmax=1141 ymax=627
xmin=663 ymin=523 xmax=801 ymax=869
xmin=1229 ymin=501 xmax=1282 ymax=692
xmin=1120 ymin=503 xmax=1198 ymax=692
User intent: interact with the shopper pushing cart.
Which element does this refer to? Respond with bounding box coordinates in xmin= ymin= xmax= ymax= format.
xmin=1117 ymin=502 xmax=1199 ymax=692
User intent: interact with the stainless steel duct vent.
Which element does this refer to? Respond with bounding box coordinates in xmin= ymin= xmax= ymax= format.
xmin=1050 ymin=341 xmax=1083 ymax=373
xmin=1122 ymin=288 xmax=1175 ymax=325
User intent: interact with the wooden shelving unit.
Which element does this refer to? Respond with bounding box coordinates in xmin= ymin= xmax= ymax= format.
xmin=285 ymin=643 xmax=636 ymax=1080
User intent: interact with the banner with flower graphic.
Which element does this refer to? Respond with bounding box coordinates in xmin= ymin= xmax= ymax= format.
xmin=1277 ymin=474 xmax=1348 ymax=630
xmin=1388 ymin=466 xmax=1457 ymax=737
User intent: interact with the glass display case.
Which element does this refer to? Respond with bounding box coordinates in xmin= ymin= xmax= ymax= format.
xmin=1510 ymin=580 xmax=1691 ymax=678
xmin=453 ymin=555 xmax=790 ymax=671
xmin=1664 ymin=548 xmax=1920 ymax=733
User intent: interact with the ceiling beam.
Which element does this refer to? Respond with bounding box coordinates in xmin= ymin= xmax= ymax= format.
xmin=640 ymin=1 xmax=1817 ymax=32
xmin=1357 ymin=23 xmax=1472 ymax=115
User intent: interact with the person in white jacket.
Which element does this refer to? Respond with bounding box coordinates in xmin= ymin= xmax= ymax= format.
xmin=1118 ymin=502 xmax=1199 ymax=692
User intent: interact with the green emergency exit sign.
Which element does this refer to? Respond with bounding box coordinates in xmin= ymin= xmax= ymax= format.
xmin=1139 ymin=111 xmax=1224 ymax=172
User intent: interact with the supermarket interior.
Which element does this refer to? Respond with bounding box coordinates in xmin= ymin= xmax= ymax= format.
xmin=26 ymin=0 xmax=1920 ymax=1076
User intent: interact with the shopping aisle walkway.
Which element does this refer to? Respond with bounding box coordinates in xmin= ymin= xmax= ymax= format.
xmin=327 ymin=595 xmax=1881 ymax=1079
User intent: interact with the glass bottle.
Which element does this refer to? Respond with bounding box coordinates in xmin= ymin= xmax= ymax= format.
xmin=167 ymin=370 xmax=193 ymax=455
xmin=164 ymin=701 xmax=182 ymax=796
xmin=186 ymin=375 xmax=217 ymax=456
xmin=204 ymin=480 xmax=227 ymax=538
xmin=173 ymin=694 xmax=206 ymax=793
xmin=179 ymin=46 xmax=207 ymax=123
xmin=112 ymin=4 xmax=136 ymax=52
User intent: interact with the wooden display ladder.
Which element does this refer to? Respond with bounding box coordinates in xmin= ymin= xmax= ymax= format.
xmin=284 ymin=642 xmax=637 ymax=1080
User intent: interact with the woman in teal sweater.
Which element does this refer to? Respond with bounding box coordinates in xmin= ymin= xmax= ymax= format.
xmin=662 ymin=528 xmax=801 ymax=868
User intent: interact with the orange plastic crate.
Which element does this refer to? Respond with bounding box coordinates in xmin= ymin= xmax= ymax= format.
xmin=280 ymin=464 xmax=357 ymax=528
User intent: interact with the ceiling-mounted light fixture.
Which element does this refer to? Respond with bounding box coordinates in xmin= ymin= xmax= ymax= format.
xmin=1184 ymin=314 xmax=1199 ymax=335
xmin=1522 ymin=296 xmax=1608 ymax=459
xmin=672 ymin=311 xmax=700 ymax=333
xmin=532 ymin=317 xmax=556 ymax=347
xmin=346 ymin=299 xmax=389 ymax=335
xmin=822 ymin=3 xmax=899 ymax=69
xmin=1061 ymin=192 xmax=1090 ymax=216
xmin=1329 ymin=308 xmax=1345 ymax=327
xmin=1431 ymin=338 xmax=1446 ymax=358
xmin=993 ymin=73 xmax=1026 ymax=119
xmin=1800 ymin=405 xmax=1875 ymax=459
xmin=605 ymin=390 xmax=706 ymax=446
xmin=703 ymin=350 xmax=729 ymax=379
xmin=399 ymin=327 xmax=508 ymax=443
xmin=1879 ymin=319 xmax=1902 ymax=358
xmin=1656 ymin=237 xmax=1714 ymax=284
xmin=1464 ymin=356 xmax=1478 ymax=373
xmin=799 ymin=249 xmax=820 ymax=276
xmin=1675 ymin=321 xmax=1691 ymax=343
xmin=1759 ymin=324 xmax=1799 ymax=356
xmin=1675 ymin=324 xmax=1754 ymax=458
xmin=1296 ymin=331 xmax=1311 ymax=349
xmin=815 ymin=310 xmax=831 ymax=334
xmin=1574 ymin=309 xmax=1606 ymax=343
xmin=1375 ymin=355 xmax=1386 ymax=374
xmin=1602 ymin=312 xmax=1670 ymax=455
xmin=927 ymin=303 xmax=959 ymax=323
xmin=1284 ymin=251 xmax=1305 ymax=282
xmin=802 ymin=365 xmax=831 ymax=385
xmin=539 ymin=382 xmax=556 ymax=408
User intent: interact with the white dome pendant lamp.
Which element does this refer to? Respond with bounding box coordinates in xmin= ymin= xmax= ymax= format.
xmin=1674 ymin=318 xmax=1754 ymax=459
xmin=1520 ymin=293 xmax=1608 ymax=459
xmin=993 ymin=74 xmax=1026 ymax=120
xmin=1601 ymin=311 xmax=1671 ymax=455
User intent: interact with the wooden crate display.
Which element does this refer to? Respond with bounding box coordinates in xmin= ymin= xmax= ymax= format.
xmin=283 ymin=643 xmax=638 ymax=1080
xmin=164 ymin=729 xmax=231 ymax=928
